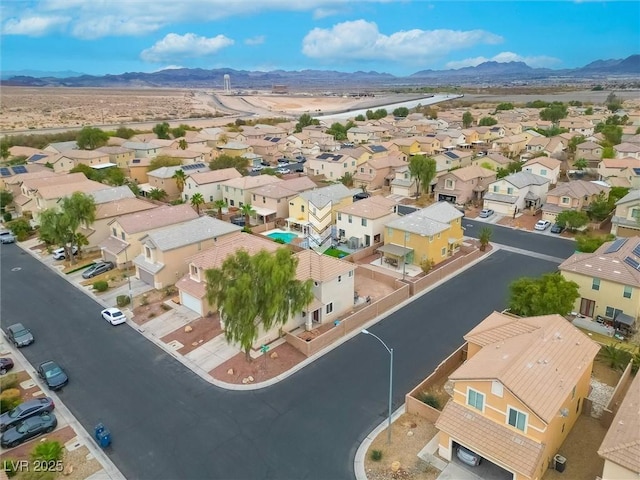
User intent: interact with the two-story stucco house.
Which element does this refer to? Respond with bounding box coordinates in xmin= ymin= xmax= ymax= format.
xmin=390 ymin=165 xmax=419 ymax=197
xmin=472 ymin=152 xmax=512 ymax=171
xmin=134 ymin=216 xmax=242 ymax=289
xmin=220 ymin=174 xmax=282 ymax=209
xmin=559 ymin=237 xmax=640 ymax=331
xmin=598 ymin=158 xmax=640 ymax=186
xmin=576 ymin=141 xmax=603 ymax=170
xmin=99 ymin=204 xmax=199 ymax=267
xmin=521 ymin=157 xmax=562 ymax=185
xmin=96 ymin=146 xmax=136 ymax=168
xmin=433 ymin=149 xmax=474 ymax=173
xmin=353 ymin=152 xmax=408 ymax=191
xmin=434 ymin=165 xmax=496 ymax=206
xmin=146 ymin=163 xmax=210 ymax=200
xmin=182 ymin=168 xmax=242 ymax=204
xmin=380 ymin=201 xmax=463 ymax=270
xmin=483 ymin=172 xmax=550 ymax=215
xmin=611 ymin=190 xmax=640 ymax=237
xmin=305 ymin=152 xmax=358 ymax=180
xmin=335 ymin=196 xmax=398 ymax=248
xmin=541 ymin=180 xmax=609 ymax=223
xmin=435 ymin=310 xmax=599 ymax=480
xmin=121 ymin=141 xmax=161 ymax=158
xmin=558 ymin=118 xmax=595 ymax=136
xmin=248 ymin=176 xmax=317 ymax=222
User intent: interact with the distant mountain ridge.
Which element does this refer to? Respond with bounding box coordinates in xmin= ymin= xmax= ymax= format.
xmin=3 ymin=55 xmax=638 ymax=90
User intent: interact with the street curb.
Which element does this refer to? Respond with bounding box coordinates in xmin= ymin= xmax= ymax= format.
xmin=353 ymin=405 xmax=406 ymax=480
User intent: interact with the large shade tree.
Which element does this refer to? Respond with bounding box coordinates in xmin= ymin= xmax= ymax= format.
xmin=508 ymin=273 xmax=579 ymax=317
xmin=76 ymin=127 xmax=109 ymax=150
xmin=205 ymin=249 xmax=313 ymax=360
xmin=408 ymin=155 xmax=437 ymax=197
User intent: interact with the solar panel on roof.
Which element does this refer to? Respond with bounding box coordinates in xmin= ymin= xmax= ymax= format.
xmin=132 ymin=159 xmax=141 ymax=164
xmin=28 ymin=154 xmax=47 ymax=163
xmin=12 ymin=165 xmax=27 ymax=174
xmin=605 ymin=238 xmax=628 ymax=254
xmin=633 ymin=243 xmax=640 ymax=257
xmin=182 ymin=163 xmax=205 ymax=171
xmin=624 ymin=256 xmax=640 ymax=270
xmin=0 ymin=168 xmax=11 ymax=177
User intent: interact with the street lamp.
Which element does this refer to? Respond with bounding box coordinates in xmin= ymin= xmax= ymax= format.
xmin=361 ymin=329 xmax=394 ymax=444
xmin=123 ymin=245 xmax=133 ymax=306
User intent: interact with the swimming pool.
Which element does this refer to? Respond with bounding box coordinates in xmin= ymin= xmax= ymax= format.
xmin=267 ymin=231 xmax=298 ymax=243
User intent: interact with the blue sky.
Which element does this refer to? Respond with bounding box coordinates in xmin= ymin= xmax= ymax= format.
xmin=1 ymin=1 xmax=638 ymax=77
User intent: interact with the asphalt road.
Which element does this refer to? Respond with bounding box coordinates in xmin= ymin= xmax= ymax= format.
xmin=1 ymin=245 xmax=559 ymax=480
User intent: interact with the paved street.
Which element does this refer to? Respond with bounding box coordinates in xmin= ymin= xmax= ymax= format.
xmin=1 ymin=244 xmax=559 ymax=479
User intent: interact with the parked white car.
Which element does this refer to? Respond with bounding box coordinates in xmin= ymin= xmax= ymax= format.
xmin=534 ymin=220 xmax=551 ymax=231
xmin=101 ymin=308 xmax=127 ymax=326
xmin=52 ymin=246 xmax=78 ymax=260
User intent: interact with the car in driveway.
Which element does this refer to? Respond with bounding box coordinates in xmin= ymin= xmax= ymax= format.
xmin=81 ymin=261 xmax=114 ymax=279
xmin=478 ymin=209 xmax=495 ymax=218
xmin=0 ymin=413 xmax=57 ymax=448
xmin=456 ymin=445 xmax=482 ymax=467
xmin=0 ymin=397 xmax=55 ymax=432
xmin=101 ymin=307 xmax=127 ymax=325
xmin=0 ymin=230 xmax=16 ymax=244
xmin=550 ymin=223 xmax=565 ymax=234
xmin=52 ymin=245 xmax=78 ymax=260
xmin=276 ymin=168 xmax=291 ymax=174
xmin=5 ymin=323 xmax=34 ymax=348
xmin=0 ymin=358 xmax=14 ymax=375
xmin=534 ymin=220 xmax=551 ymax=231
xmin=251 ymin=165 xmax=264 ymax=172
xmin=37 ymin=361 xmax=68 ymax=391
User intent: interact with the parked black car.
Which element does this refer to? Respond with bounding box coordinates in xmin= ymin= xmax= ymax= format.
xmin=550 ymin=224 xmax=565 ymax=234
xmin=82 ymin=261 xmax=115 ymax=279
xmin=0 ymin=397 xmax=55 ymax=432
xmin=37 ymin=361 xmax=68 ymax=391
xmin=0 ymin=413 xmax=57 ymax=448
xmin=5 ymin=323 xmax=34 ymax=348
xmin=0 ymin=358 xmax=14 ymax=375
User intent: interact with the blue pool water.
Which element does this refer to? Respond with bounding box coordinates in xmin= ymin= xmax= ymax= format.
xmin=267 ymin=231 xmax=298 ymax=243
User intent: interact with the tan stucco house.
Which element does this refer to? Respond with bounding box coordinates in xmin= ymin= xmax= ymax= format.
xmin=434 ymin=165 xmax=496 ymax=206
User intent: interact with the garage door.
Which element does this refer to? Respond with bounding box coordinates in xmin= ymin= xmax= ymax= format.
xmin=102 ymin=250 xmax=117 ymax=265
xmin=137 ymin=268 xmax=155 ymax=286
xmin=483 ymin=200 xmax=511 ymax=215
xmin=181 ymin=292 xmax=203 ymax=316
xmin=438 ymin=194 xmax=457 ymax=203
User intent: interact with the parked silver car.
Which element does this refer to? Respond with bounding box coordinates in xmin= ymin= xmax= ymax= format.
xmin=478 ymin=209 xmax=494 ymax=218
xmin=0 ymin=230 xmax=16 ymax=244
xmin=456 ymin=445 xmax=482 ymax=467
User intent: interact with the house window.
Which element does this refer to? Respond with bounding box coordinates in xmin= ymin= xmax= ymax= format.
xmin=225 ymin=186 xmax=229 ymax=192
xmin=631 ymin=208 xmax=640 ymax=219
xmin=441 ymin=247 xmax=446 ymax=256
xmin=404 ymin=173 xmax=409 ymax=179
xmin=360 ymin=168 xmax=364 ymax=173
xmin=561 ymin=196 xmax=570 ymax=205
xmin=429 ymin=235 xmax=434 ymax=242
xmin=445 ymin=179 xmax=454 ymax=189
xmin=301 ymin=205 xmax=305 ymax=212
xmin=467 ymin=389 xmax=484 ymax=411
xmin=252 ymin=194 xmax=256 ymax=201
xmin=112 ymin=228 xmax=117 ymax=236
xmin=144 ymin=246 xmax=151 ymax=258
xmin=326 ymin=303 xmax=333 ymax=314
xmin=352 ymin=161 xmax=355 ymax=166
xmin=338 ymin=276 xmax=342 ymax=283
xmin=508 ymin=408 xmax=527 ymax=432
xmin=348 ymin=215 xmax=352 ymax=224
xmin=491 ymin=381 xmax=503 ymax=397
xmin=507 ymin=187 xmax=513 ymax=195
xmin=190 ymin=265 xmax=197 ymax=276
xmin=348 ymin=270 xmax=353 ymax=277
xmin=230 ymin=200 xmax=235 ymax=206
xmin=337 ymin=213 xmax=342 ymax=221
xmin=121 ymin=232 xmax=125 ymax=240
xmin=493 ymin=185 xmax=499 ymax=193
xmin=209 ymin=196 xmax=213 ymax=202
xmin=387 ymin=228 xmax=393 ymax=237
xmin=592 ymin=278 xmax=600 ymax=290
xmin=540 ymin=169 xmax=547 ymax=175
xmin=343 ymin=163 xmax=347 ymax=168
xmin=263 ymin=197 xmax=266 ymax=204
xmin=624 ymin=285 xmax=632 ymax=299
xmin=361 ymin=218 xmax=367 ymax=226
xmin=605 ymin=306 xmax=623 ymax=319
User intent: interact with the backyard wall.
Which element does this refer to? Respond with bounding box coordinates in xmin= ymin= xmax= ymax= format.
xmin=599 ymin=361 xmax=634 ymax=427
xmin=355 ymin=265 xmax=405 ymax=290
xmin=343 ymin=242 xmax=383 ymax=263
xmin=405 ymin=344 xmax=467 ymax=422
xmin=410 ymin=246 xmax=484 ymax=296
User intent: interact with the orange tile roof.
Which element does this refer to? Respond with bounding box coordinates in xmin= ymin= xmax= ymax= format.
xmin=294 ymin=249 xmax=354 ymax=282
xmin=187 ymin=233 xmax=280 ymax=269
xmin=456 ymin=311 xmax=599 ymax=423
xmin=436 ymin=401 xmax=544 ymax=478
xmin=95 ymin=198 xmax=157 ymax=220
xmin=116 ymin=204 xmax=199 ymax=233
xmin=336 ymin=195 xmax=398 ymax=219
xmin=598 ymin=372 xmax=640 ymax=473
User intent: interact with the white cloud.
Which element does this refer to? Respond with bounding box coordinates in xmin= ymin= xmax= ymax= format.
xmin=445 ymin=51 xmax=562 ymax=69
xmin=2 ymin=15 xmax=69 ymax=36
xmin=244 ymin=35 xmax=265 ymax=46
xmin=302 ymin=20 xmax=502 ymax=63
xmin=155 ymin=65 xmax=185 ymax=71
xmin=141 ymin=33 xmax=234 ymax=62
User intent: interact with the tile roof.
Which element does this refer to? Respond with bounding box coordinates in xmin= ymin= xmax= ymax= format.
xmin=63 ymin=150 xmax=109 ymax=160
xmin=116 ymin=204 xmax=199 ymax=233
xmin=457 ymin=311 xmax=600 ymax=423
xmin=501 ymin=171 xmax=549 ymax=188
xmin=385 ymin=201 xmax=463 ymax=236
xmin=188 ymin=168 xmax=242 ymax=185
xmin=522 ymin=156 xmax=562 ymax=169
xmin=484 ymin=153 xmax=512 ymax=166
xmin=96 ymin=146 xmax=134 ymax=154
xmin=298 ymin=183 xmax=352 ymax=208
xmin=22 ymin=172 xmax=87 ymax=190
xmin=448 ymin=165 xmax=495 ymax=182
xmin=148 ymin=164 xmax=209 ymax=179
xmin=95 ymin=198 xmax=157 ymax=220
xmin=336 ymin=195 xmax=398 ymax=219
xmin=37 ymin=180 xmax=109 ymax=200
xmin=435 ymin=401 xmax=544 ymax=479
xmin=598 ymin=372 xmax=640 ymax=473
xmin=187 ymin=232 xmax=280 ymax=269
xmin=559 ymin=236 xmax=640 ymax=287
xmin=143 ymin=216 xmax=241 ymax=251
xmin=294 ymin=249 xmax=354 ymax=282
xmin=279 ymin=176 xmax=318 ymax=192
xmin=600 ymin=157 xmax=640 ymax=170
xmin=222 ymin=175 xmax=282 ymax=190
xmin=90 ymin=185 xmax=136 ymax=204
xmin=546 ymin=180 xmax=609 ymax=198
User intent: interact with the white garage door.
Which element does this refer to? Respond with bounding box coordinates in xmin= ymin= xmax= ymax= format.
xmin=181 ymin=292 xmax=203 ymax=316
xmin=483 ymin=200 xmax=512 ymax=215
xmin=137 ymin=268 xmax=155 ymax=286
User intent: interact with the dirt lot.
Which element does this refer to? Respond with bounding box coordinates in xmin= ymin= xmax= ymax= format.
xmin=131 ymin=288 xmax=175 ymax=324
xmin=161 ymin=315 xmax=222 ymax=355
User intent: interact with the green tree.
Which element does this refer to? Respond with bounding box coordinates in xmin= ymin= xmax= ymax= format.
xmin=508 ymin=273 xmax=579 ymax=317
xmin=606 ymin=92 xmax=622 ymax=112
xmin=340 ymin=171 xmax=354 ymax=187
xmin=76 ymin=127 xmax=109 ymax=150
xmin=567 ymin=135 xmax=585 ymax=157
xmin=573 ymin=158 xmax=588 ymax=171
xmin=31 ymin=440 xmax=63 ymax=462
xmin=575 ymin=233 xmax=615 ymax=253
xmin=354 ymin=114 xmax=365 ymax=121
xmin=205 ymin=248 xmax=313 ymax=361
xmin=171 ymin=126 xmax=187 ymax=139
xmin=326 ymin=121 xmax=355 ymax=141
xmin=526 ymin=100 xmax=549 ymax=108
xmin=7 ymin=218 xmax=31 ymax=241
xmin=0 ymin=141 xmax=9 ymax=160
xmin=408 ymin=155 xmax=437 ymax=197
xmin=602 ymin=146 xmax=615 ymax=159
xmin=584 ymin=107 xmax=593 ymax=115
xmin=148 ymin=188 xmax=167 ymax=201
xmin=240 ymin=203 xmax=255 ymax=227
xmin=596 ymin=124 xmax=623 ymax=146
xmin=462 ymin=111 xmax=474 ymax=128
xmin=0 ymin=191 xmax=14 ymax=213
xmin=478 ymin=116 xmax=498 ymax=126
xmin=148 ymin=155 xmax=182 ymax=171
xmin=114 ymin=126 xmax=136 ymax=139
xmin=178 ymin=139 xmax=188 ymax=150
xmin=588 ymin=193 xmax=613 ymax=221
xmin=479 ymin=227 xmax=492 ymax=252
xmin=555 ymin=210 xmax=589 ymax=231
xmin=392 ymin=107 xmax=409 ymax=117
xmin=294 ymin=113 xmax=320 ymax=133
xmin=39 ymin=209 xmax=74 ymax=260
xmin=213 ymin=200 xmax=227 ymax=220
xmin=153 ymin=122 xmax=171 ymax=139
xmin=496 ymin=161 xmax=522 ymax=179
xmin=495 ymin=102 xmax=514 ymax=111
xmin=539 ymin=103 xmax=568 ymax=123
xmin=58 ymin=192 xmax=96 ymax=264
xmin=190 ymin=192 xmax=204 ymax=214
xmin=172 ymin=169 xmax=186 ymax=193
xmin=209 ymin=154 xmax=249 ymax=175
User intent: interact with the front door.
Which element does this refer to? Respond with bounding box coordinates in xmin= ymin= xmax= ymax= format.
xmin=364 ymin=235 xmax=370 ymax=247
xmin=580 ymin=298 xmax=595 ymax=317
xmin=312 ymin=309 xmax=320 ymax=323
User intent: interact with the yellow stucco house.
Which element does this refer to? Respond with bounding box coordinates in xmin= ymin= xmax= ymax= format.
xmin=389 ymin=138 xmax=421 ymax=157
xmin=436 ymin=311 xmax=599 ymax=480
xmin=379 ymin=201 xmax=463 ymax=269
xmin=559 ymin=237 xmax=640 ymax=331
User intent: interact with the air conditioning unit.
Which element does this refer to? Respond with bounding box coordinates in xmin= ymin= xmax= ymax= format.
xmin=554 ymin=454 xmax=566 ymax=473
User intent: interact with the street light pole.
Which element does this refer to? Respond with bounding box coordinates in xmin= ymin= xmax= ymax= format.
xmin=124 ymin=245 xmax=133 ymax=305
xmin=361 ymin=329 xmax=394 ymax=444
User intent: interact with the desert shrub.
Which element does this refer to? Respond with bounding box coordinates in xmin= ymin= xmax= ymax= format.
xmin=140 ymin=294 xmax=149 ymax=306
xmin=0 ymin=388 xmax=22 ymax=413
xmin=3 ymin=212 xmax=12 ymax=222
xmin=163 ymin=286 xmax=177 ymax=298
xmin=160 ymin=304 xmax=172 ymax=311
xmin=0 ymin=373 xmax=19 ymax=390
xmin=31 ymin=440 xmax=63 ymax=462
xmin=116 ymin=295 xmax=131 ymax=307
xmin=2 ymin=458 xmax=18 ymax=478
xmin=420 ymin=259 xmax=435 ymax=274
xmin=418 ymin=392 xmax=441 ymax=409
xmin=370 ymin=449 xmax=383 ymax=461
xmin=92 ymin=280 xmax=108 ymax=292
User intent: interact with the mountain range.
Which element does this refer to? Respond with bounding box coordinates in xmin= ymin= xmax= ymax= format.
xmin=2 ymin=55 xmax=638 ymax=90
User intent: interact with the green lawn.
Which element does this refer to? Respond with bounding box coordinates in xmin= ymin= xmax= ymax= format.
xmin=324 ymin=247 xmax=349 ymax=258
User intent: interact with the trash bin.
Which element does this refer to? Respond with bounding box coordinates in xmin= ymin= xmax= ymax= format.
xmin=554 ymin=454 xmax=566 ymax=473
xmin=95 ymin=423 xmax=112 ymax=448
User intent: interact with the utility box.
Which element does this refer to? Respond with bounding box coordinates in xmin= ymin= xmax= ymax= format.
xmin=554 ymin=454 xmax=567 ymax=473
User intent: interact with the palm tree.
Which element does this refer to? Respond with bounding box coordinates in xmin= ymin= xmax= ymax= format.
xmin=479 ymin=227 xmax=493 ymax=252
xmin=178 ymin=139 xmax=188 ymax=150
xmin=340 ymin=172 xmax=354 ymax=187
xmin=149 ymin=188 xmax=167 ymax=201
xmin=172 ymin=169 xmax=186 ymax=193
xmin=213 ymin=200 xmax=227 ymax=220
xmin=240 ymin=203 xmax=256 ymax=227
xmin=190 ymin=192 xmax=205 ymax=215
